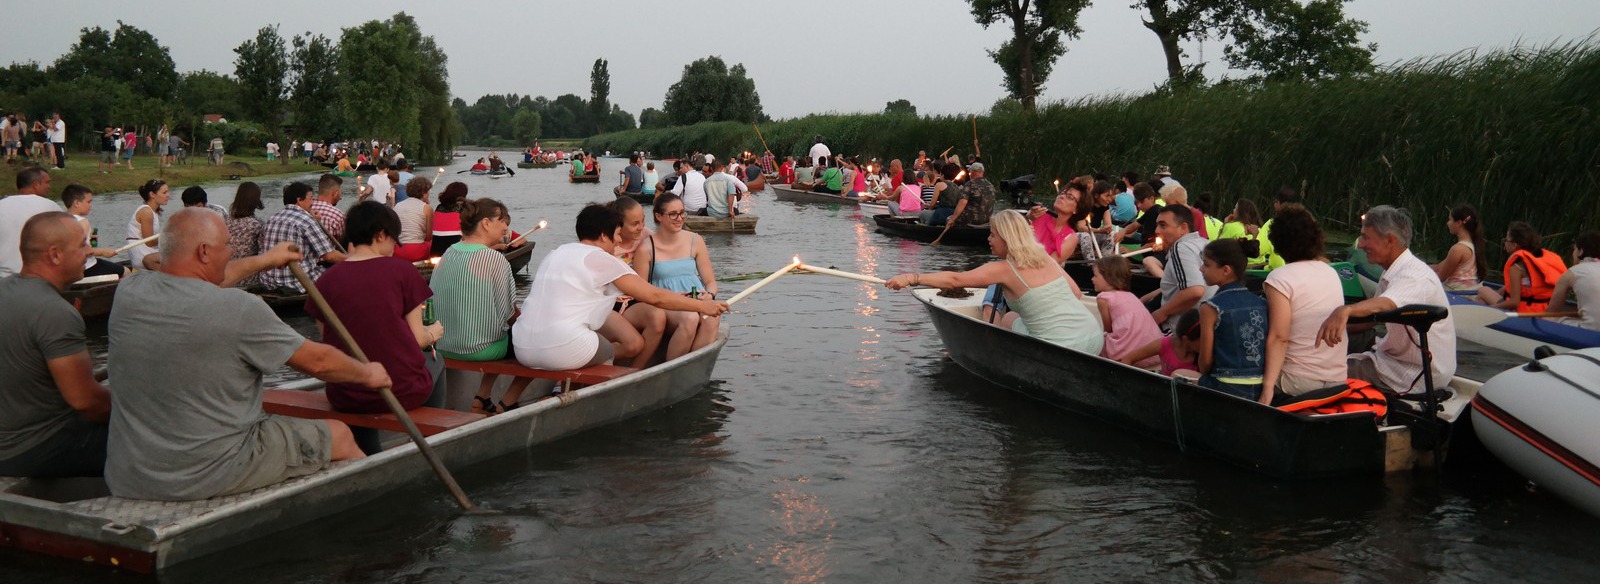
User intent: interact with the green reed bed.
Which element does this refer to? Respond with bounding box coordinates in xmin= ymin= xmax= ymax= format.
xmin=589 ymin=40 xmax=1600 ymax=255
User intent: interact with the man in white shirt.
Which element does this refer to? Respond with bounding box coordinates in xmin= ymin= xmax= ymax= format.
xmin=1318 ymin=205 xmax=1457 ymax=393
xmin=808 ymin=135 xmax=830 ymax=168
xmin=265 ymin=141 xmax=279 ymax=161
xmin=670 ymin=160 xmax=708 ymax=214
xmin=363 ymin=162 xmax=393 ymax=205
xmin=48 ymin=113 xmax=67 ymax=169
xmin=0 ymin=167 xmax=65 ymax=277
xmin=302 ymin=140 xmax=315 ymax=163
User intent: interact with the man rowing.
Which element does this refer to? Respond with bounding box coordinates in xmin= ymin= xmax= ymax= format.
xmin=0 ymin=212 xmax=111 ymax=477
xmin=105 ymin=208 xmax=388 ymax=500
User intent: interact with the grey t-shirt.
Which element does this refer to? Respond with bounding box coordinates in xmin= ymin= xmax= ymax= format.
xmin=1159 ymin=231 xmax=1216 ymax=319
xmin=622 ymin=164 xmax=646 ymax=194
xmin=0 ymin=276 xmax=87 ymax=461
xmin=105 ymin=271 xmax=307 ymax=500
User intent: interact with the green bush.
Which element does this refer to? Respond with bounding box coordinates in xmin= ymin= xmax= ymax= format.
xmin=193 ymin=120 xmax=270 ymax=154
xmin=588 ymin=41 xmax=1600 ymax=256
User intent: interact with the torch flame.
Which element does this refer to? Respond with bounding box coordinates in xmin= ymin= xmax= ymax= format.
xmin=537 ymin=220 xmax=548 ymax=230
xmin=793 ymin=255 xmax=801 ymax=265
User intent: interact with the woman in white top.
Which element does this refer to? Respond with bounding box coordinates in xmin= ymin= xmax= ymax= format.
xmin=608 ymin=196 xmax=667 ymax=366
xmin=512 ymin=203 xmax=726 ymax=371
xmin=127 ymin=179 xmax=169 ymax=270
xmin=1548 ymin=231 xmax=1600 ymax=332
xmin=393 ymin=176 xmax=433 ymax=262
xmin=1260 ymin=205 xmax=1348 ymax=404
xmin=1432 ymin=204 xmax=1486 ymax=291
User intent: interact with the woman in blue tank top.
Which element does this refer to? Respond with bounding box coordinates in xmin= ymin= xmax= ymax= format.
xmin=633 ymin=193 xmax=721 ymax=361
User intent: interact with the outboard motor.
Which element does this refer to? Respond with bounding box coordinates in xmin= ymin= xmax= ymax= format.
xmin=1371 ymin=304 xmax=1450 ymax=449
xmin=999 ymin=174 xmax=1035 ymax=207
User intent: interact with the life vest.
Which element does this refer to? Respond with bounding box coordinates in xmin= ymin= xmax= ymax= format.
xmin=1277 ymin=379 xmax=1388 ymax=419
xmin=1504 ymin=249 xmax=1568 ymax=313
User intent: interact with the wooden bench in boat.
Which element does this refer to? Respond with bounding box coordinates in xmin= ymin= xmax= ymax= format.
xmin=262 ymin=389 xmax=484 ymax=436
xmin=442 ymin=359 xmax=636 ymax=388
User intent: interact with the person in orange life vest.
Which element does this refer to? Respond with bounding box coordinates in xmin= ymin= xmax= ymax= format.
xmin=1477 ymin=221 xmax=1568 ymax=313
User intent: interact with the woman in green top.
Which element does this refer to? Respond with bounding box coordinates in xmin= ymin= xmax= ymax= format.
xmin=429 ymin=197 xmax=533 ymax=414
xmin=1218 ymin=198 xmax=1270 ymax=267
xmin=813 ymin=158 xmax=844 ymax=194
xmin=885 ymin=210 xmax=1103 ymax=354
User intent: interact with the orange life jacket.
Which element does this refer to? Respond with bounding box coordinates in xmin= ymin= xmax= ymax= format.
xmin=1504 ymin=249 xmax=1568 ymax=313
xmin=1277 ymin=379 xmax=1388 ymax=419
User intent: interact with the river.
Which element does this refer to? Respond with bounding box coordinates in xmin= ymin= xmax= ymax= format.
xmin=5 ymin=155 xmax=1596 ymax=582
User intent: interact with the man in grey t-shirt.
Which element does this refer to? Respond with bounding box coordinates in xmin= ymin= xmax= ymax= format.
xmin=105 ymin=209 xmax=389 ymax=500
xmin=1144 ymin=204 xmax=1215 ymax=328
xmin=0 ymin=212 xmax=113 ymax=477
xmin=619 ymin=153 xmax=646 ymax=195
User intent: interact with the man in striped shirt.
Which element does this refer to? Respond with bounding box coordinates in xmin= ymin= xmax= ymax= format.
xmin=257 ymin=182 xmax=345 ymax=293
xmin=311 ymin=174 xmax=347 ymax=243
xmin=1145 ymin=204 xmax=1216 ymax=329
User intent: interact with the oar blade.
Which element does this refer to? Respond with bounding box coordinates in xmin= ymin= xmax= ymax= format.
xmin=1450 ymin=303 xmax=1513 ymax=329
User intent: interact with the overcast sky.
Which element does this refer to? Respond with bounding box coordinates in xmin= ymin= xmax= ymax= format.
xmin=3 ymin=1 xmax=1595 ymax=119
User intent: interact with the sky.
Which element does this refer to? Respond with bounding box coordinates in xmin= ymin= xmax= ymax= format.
xmin=2 ymin=1 xmax=1596 ymax=119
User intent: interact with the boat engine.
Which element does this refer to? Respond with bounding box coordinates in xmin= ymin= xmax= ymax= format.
xmin=999 ymin=174 xmax=1035 ymax=207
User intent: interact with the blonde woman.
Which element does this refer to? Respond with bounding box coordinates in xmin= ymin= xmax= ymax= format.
xmin=886 ymin=210 xmax=1103 ymax=354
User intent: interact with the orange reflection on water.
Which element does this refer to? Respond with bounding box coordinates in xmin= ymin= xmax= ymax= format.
xmin=853 ymin=221 xmax=882 ymax=311
xmin=756 ymin=480 xmax=836 ymax=584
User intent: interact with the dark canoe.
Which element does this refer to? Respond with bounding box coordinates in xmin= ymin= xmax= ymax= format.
xmin=569 ymin=173 xmax=600 ymax=183
xmin=873 ymin=215 xmax=989 ymax=246
xmin=770 ymin=184 xmax=859 ymax=206
xmin=516 ymin=161 xmax=560 ymax=169
xmin=684 ymin=215 xmax=758 ymax=234
xmin=0 ymin=326 xmax=729 ymax=573
xmin=619 ymin=192 xmax=656 ymax=205
xmin=914 ymin=287 xmax=1479 ymax=479
xmin=320 ymin=162 xmax=377 ymax=172
xmin=1064 ymin=260 xmax=1161 ymax=298
xmin=63 ymin=278 xmax=120 ymax=320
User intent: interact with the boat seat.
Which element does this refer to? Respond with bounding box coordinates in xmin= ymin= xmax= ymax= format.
xmin=442 ymin=359 xmax=636 ymax=388
xmin=262 ymin=389 xmax=483 ymax=436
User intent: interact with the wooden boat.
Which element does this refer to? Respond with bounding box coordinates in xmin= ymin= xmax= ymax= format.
xmin=620 ymin=192 xmax=657 ymax=205
xmin=916 ymin=287 xmax=1480 ymax=478
xmin=1447 ymin=293 xmax=1600 ymax=356
xmin=569 ymin=173 xmax=600 ymax=183
xmin=770 ymin=184 xmax=859 ymax=206
xmin=0 ymin=326 xmax=730 ymax=573
xmin=516 ymin=161 xmax=561 ymax=169
xmin=684 ymin=215 xmax=758 ymax=234
xmin=873 ymin=215 xmax=989 ymax=246
xmin=62 ymin=275 xmax=121 ymax=320
xmin=1470 ymin=347 xmax=1600 ymax=518
xmin=469 ymin=169 xmax=509 ymax=176
xmin=320 ymin=162 xmax=376 ymax=172
xmin=858 ymin=202 xmax=889 ymax=218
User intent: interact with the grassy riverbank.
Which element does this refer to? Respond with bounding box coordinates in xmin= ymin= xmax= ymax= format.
xmin=588 ymin=40 xmax=1600 ymax=255
xmin=1 ymin=154 xmax=328 ymax=196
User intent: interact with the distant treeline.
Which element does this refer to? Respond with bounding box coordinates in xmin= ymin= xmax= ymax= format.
xmin=587 ymin=41 xmax=1600 ymax=254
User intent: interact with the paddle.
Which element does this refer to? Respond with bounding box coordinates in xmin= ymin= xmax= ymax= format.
xmin=971 ymin=115 xmax=981 ymax=159
xmin=286 ymin=253 xmax=479 ymax=512
xmin=930 ymin=219 xmax=958 ymax=247
xmin=114 ymin=234 xmax=159 ymax=254
xmin=1449 ymin=302 xmax=1579 ymax=329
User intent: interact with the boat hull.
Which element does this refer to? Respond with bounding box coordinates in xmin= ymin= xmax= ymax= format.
xmin=62 ymin=280 xmax=120 ymax=320
xmin=0 ymin=327 xmax=729 ymax=572
xmin=770 ymin=185 xmax=860 ymax=206
xmin=684 ymin=215 xmax=758 ymax=234
xmin=917 ymin=288 xmax=1476 ymax=478
xmin=1470 ymin=348 xmax=1600 ymax=518
xmin=569 ymin=174 xmax=600 ymax=183
xmin=1447 ymin=294 xmax=1600 ymax=356
xmin=873 ymin=215 xmax=989 ymax=246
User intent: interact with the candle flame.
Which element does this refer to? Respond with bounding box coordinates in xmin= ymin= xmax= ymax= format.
xmin=429 ymin=257 xmax=441 ymax=266
xmin=793 ymin=255 xmax=801 ymax=265
xmin=1155 ymin=237 xmax=1164 ymax=246
xmin=956 ymin=170 xmax=966 ymax=180
xmin=537 ymin=220 xmax=548 ymax=230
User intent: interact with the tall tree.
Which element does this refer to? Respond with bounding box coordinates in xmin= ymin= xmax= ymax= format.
xmin=234 ymin=25 xmax=289 ymax=128
xmin=338 ymin=13 xmax=457 ymax=161
xmin=589 ymin=58 xmax=610 ymax=135
xmin=968 ymin=0 xmax=1093 ymax=111
xmin=661 ymin=56 xmax=764 ymax=126
xmin=1135 ymin=0 xmax=1374 ymax=87
xmin=638 ymin=107 xmax=668 ymax=129
xmin=288 ymin=32 xmax=341 ymax=137
xmin=606 ymin=104 xmax=635 ymax=132
xmin=174 ymin=70 xmax=243 ymax=121
xmin=52 ymin=21 xmax=178 ymax=99
xmin=510 ymin=108 xmax=541 ymax=144
xmin=884 ymin=99 xmax=917 ymax=115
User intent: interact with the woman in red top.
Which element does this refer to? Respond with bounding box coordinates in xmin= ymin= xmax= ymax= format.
xmin=307 ymin=201 xmax=446 ymax=454
xmin=431 ymin=181 xmax=468 ymax=257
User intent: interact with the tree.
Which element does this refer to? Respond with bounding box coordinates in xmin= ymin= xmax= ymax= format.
xmin=175 ymin=70 xmax=243 ymax=121
xmin=510 ymin=108 xmax=541 ymax=144
xmin=661 ymin=56 xmax=764 ymax=126
xmin=234 ymin=25 xmax=289 ymax=128
xmin=589 ymin=58 xmax=610 ymax=135
xmin=607 ymin=104 xmax=636 ymax=132
xmin=638 ymin=107 xmax=668 ymax=129
xmin=968 ymin=0 xmax=1093 ymax=111
xmin=1134 ymin=0 xmax=1374 ymax=87
xmin=52 ymin=21 xmax=178 ymax=99
xmin=338 ymin=13 xmax=458 ymax=162
xmin=884 ymin=99 xmax=918 ymax=115
xmin=288 ymin=32 xmax=342 ymax=137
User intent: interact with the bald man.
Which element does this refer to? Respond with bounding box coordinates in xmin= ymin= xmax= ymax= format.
xmin=0 ymin=212 xmax=112 ymax=477
xmin=105 ymin=208 xmax=388 ymax=501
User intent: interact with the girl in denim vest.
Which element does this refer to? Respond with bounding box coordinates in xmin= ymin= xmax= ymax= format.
xmin=1197 ymin=239 xmax=1267 ymax=400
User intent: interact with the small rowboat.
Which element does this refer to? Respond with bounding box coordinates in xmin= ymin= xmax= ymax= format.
xmin=0 ymin=326 xmax=730 ymax=573
xmin=770 ymin=184 xmax=859 ymax=206
xmin=516 ymin=161 xmax=561 ymax=169
xmin=569 ymin=174 xmax=600 ymax=183
xmin=872 ymin=215 xmax=989 ymax=246
xmin=62 ymin=275 xmax=121 ymax=320
xmin=684 ymin=215 xmax=758 ymax=234
xmin=917 ymin=287 xmax=1480 ymax=478
xmin=620 ymin=192 xmax=657 ymax=205
xmin=1447 ymin=294 xmax=1600 ymax=356
xmin=469 ymin=169 xmax=509 ymax=176
xmin=320 ymin=162 xmax=377 ymax=172
xmin=1471 ymin=347 xmax=1600 ymax=518
xmin=858 ymin=202 xmax=889 ymax=218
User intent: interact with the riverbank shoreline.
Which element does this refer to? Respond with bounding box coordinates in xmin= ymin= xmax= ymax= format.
xmin=1 ymin=153 xmax=331 ymax=196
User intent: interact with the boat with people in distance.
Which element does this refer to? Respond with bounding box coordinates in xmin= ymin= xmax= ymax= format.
xmin=771 ymin=184 xmax=860 ymax=206
xmin=873 ymin=215 xmax=989 ymax=246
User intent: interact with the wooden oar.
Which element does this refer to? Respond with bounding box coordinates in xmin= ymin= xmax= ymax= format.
xmin=753 ymin=124 xmax=773 ymax=157
xmin=971 ymin=115 xmax=981 ymax=158
xmin=1450 ymin=303 xmax=1579 ymax=329
xmin=287 ymin=255 xmax=479 ymax=512
xmin=115 ymin=234 xmax=159 ymax=254
xmin=725 ymin=258 xmax=801 ymax=306
xmin=929 ymin=218 xmax=958 ymax=247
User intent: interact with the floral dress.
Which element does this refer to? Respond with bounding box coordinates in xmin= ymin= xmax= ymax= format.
xmin=226 ymin=215 xmax=263 ymax=288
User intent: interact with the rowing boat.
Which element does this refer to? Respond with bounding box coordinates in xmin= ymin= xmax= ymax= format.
xmin=516 ymin=161 xmax=561 ymax=169
xmin=1447 ymin=293 xmax=1600 ymax=356
xmin=770 ymin=184 xmax=860 ymax=206
xmin=569 ymin=174 xmax=600 ymax=183
xmin=858 ymin=202 xmax=889 ymax=217
xmin=62 ymin=276 xmax=121 ymax=320
xmin=916 ymin=287 xmax=1480 ymax=478
xmin=873 ymin=215 xmax=989 ymax=246
xmin=619 ymin=192 xmax=657 ymax=205
xmin=684 ymin=215 xmax=758 ymax=234
xmin=0 ymin=326 xmax=730 ymax=573
xmin=469 ymin=169 xmax=509 ymax=176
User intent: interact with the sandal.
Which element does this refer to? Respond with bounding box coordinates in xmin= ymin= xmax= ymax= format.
xmin=471 ymin=395 xmax=498 ymax=415
xmin=497 ymin=399 xmax=520 ymax=413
